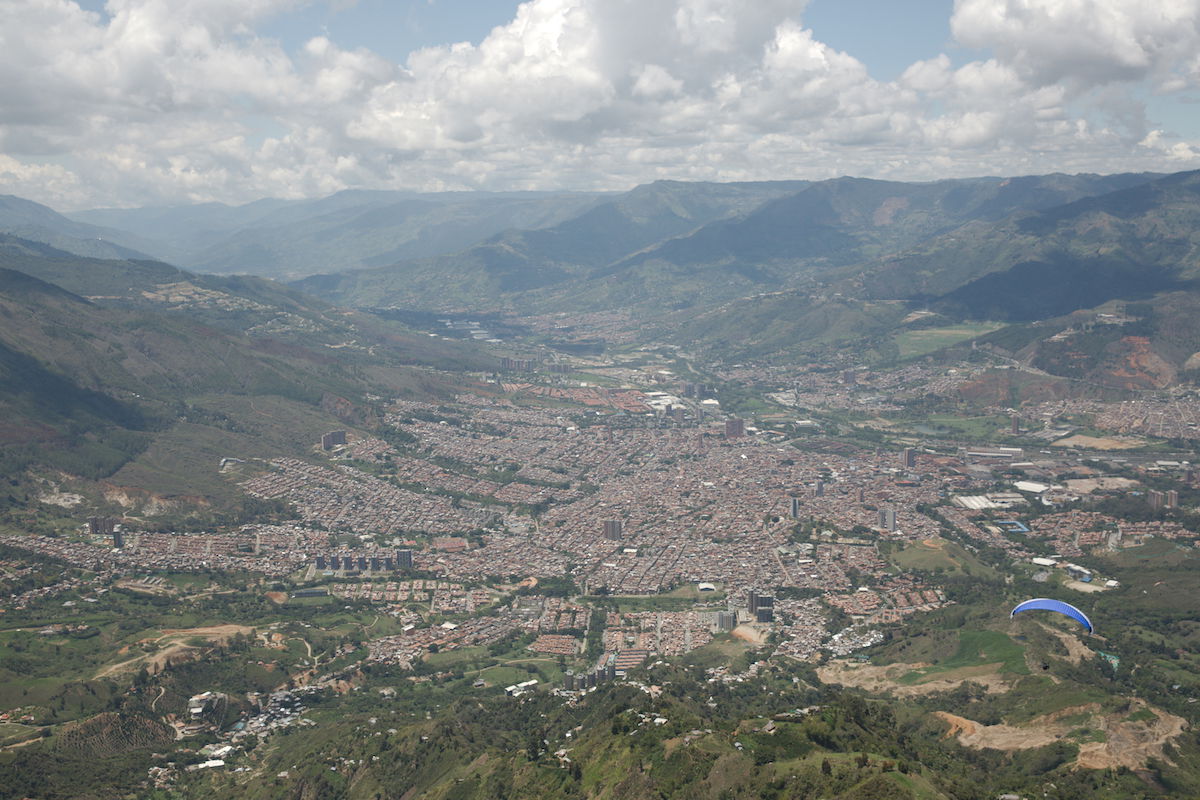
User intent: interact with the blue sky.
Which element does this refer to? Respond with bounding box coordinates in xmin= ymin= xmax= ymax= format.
xmin=5 ymin=0 xmax=1200 ymax=208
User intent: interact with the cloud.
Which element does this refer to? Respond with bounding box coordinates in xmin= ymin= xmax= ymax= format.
xmin=950 ymin=0 xmax=1200 ymax=92
xmin=0 ymin=0 xmax=1198 ymax=209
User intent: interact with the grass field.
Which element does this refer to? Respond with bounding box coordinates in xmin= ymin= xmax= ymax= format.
xmin=0 ymin=722 xmax=39 ymax=746
xmin=682 ymin=636 xmax=754 ymax=670
xmin=899 ymin=630 xmax=1028 ymax=684
xmin=889 ymin=538 xmax=998 ymax=579
xmin=926 ymin=414 xmax=1014 ymax=439
xmin=894 ymin=323 xmax=1003 ymax=359
xmin=424 ymin=646 xmax=487 ymax=668
xmin=475 ymin=665 xmax=534 ymax=687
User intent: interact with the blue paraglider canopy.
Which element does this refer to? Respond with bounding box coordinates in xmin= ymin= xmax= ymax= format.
xmin=1010 ymin=598 xmax=1093 ymax=633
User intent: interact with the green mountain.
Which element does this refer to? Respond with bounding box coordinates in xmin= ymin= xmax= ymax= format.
xmin=0 ymin=239 xmax=491 ymax=513
xmin=69 ymin=190 xmax=609 ymax=279
xmin=0 ymin=195 xmax=157 ymax=261
xmin=655 ymin=171 xmax=1200 ymax=368
xmin=296 ymin=172 xmax=1159 ymax=313
xmin=294 ymin=180 xmax=811 ymax=307
xmin=851 ymin=170 xmax=1200 ymax=319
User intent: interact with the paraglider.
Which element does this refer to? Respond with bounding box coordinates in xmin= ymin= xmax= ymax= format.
xmin=1010 ymin=598 xmax=1093 ymax=634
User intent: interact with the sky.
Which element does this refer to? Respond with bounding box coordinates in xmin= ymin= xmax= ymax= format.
xmin=2 ymin=0 xmax=1200 ymax=209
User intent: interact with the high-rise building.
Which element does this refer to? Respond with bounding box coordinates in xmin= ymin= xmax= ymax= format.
xmin=500 ymin=357 xmax=537 ymax=371
xmin=790 ymin=497 xmax=802 ymax=519
xmin=603 ymin=519 xmax=624 ymax=540
xmin=755 ymin=608 xmax=775 ymax=623
xmin=1010 ymin=416 xmax=1020 ymax=435
xmin=396 ymin=549 xmax=414 ymax=570
xmin=724 ymin=417 xmax=745 ymax=438
xmin=748 ymin=591 xmax=774 ymax=616
xmin=1148 ymin=490 xmax=1165 ymax=512
xmin=111 ymin=528 xmax=123 ymax=549
xmin=901 ymin=448 xmax=916 ymax=469
xmin=812 ymin=480 xmax=825 ymax=498
xmin=716 ymin=611 xmax=737 ymax=632
xmin=1166 ymin=490 xmax=1179 ymax=510
xmin=321 ymin=430 xmax=347 ymax=450
xmin=879 ymin=508 xmax=897 ymax=531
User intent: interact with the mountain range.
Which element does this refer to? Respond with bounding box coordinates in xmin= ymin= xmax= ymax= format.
xmin=5 ymin=168 xmax=1200 ymax=467
xmin=0 ymin=234 xmax=490 ymax=517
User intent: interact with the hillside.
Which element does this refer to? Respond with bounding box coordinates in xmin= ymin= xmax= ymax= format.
xmin=0 ymin=195 xmax=157 ymax=261
xmin=862 ymin=170 xmax=1200 ymax=319
xmin=68 ymin=190 xmax=608 ymax=279
xmin=294 ymin=180 xmax=811 ymax=307
xmin=0 ymin=242 xmax=491 ymax=515
xmin=295 ymin=172 xmax=1159 ymax=313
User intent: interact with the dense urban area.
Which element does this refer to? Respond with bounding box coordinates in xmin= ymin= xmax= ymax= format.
xmin=4 ymin=311 xmax=1200 ymax=798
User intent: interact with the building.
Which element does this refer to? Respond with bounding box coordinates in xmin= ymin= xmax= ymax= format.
xmin=432 ymin=537 xmax=468 ymax=552
xmin=321 ymin=430 xmax=347 ymax=450
xmin=1148 ymin=490 xmax=1165 ymax=512
xmin=812 ymin=480 xmax=825 ymax=498
xmin=879 ymin=508 xmax=897 ymax=531
xmin=724 ymin=418 xmax=745 ymax=438
xmin=901 ymin=448 xmax=916 ymax=469
xmin=716 ymin=611 xmax=737 ymax=632
xmin=500 ymin=357 xmax=536 ymax=371
xmin=1166 ymin=490 xmax=1179 ymax=510
xmin=396 ymin=549 xmax=414 ymax=570
xmin=790 ymin=497 xmax=802 ymax=519
xmin=603 ymin=519 xmax=624 ymax=541
xmin=748 ymin=590 xmax=774 ymax=616
xmin=755 ymin=607 xmax=775 ymax=623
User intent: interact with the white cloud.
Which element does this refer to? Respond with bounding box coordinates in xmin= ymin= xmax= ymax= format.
xmin=0 ymin=0 xmax=1198 ymax=209
xmin=951 ymin=0 xmax=1200 ymax=92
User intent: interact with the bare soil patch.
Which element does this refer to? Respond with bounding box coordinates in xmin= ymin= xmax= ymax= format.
xmin=732 ymin=624 xmax=769 ymax=645
xmin=1053 ymin=434 xmax=1146 ymax=450
xmin=1064 ymin=579 xmax=1107 ymax=593
xmin=1041 ymin=624 xmax=1093 ymax=665
xmin=817 ymin=659 xmax=1011 ymax=696
xmin=95 ymin=625 xmax=254 ymax=678
xmin=935 ymin=700 xmax=1187 ymax=770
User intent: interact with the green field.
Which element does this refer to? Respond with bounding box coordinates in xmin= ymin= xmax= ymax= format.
xmin=423 ymin=645 xmax=487 ymax=668
xmin=681 ymin=636 xmax=754 ymax=671
xmin=889 ymin=538 xmax=998 ymax=579
xmin=899 ymin=630 xmax=1028 ymax=683
xmin=894 ymin=323 xmax=1003 ymax=358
